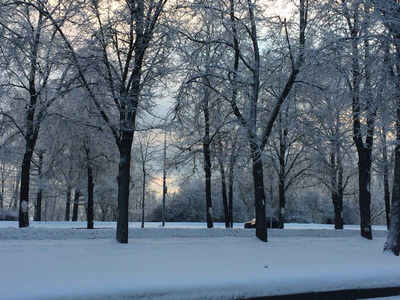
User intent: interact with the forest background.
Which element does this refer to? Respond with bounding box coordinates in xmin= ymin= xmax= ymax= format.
xmin=1 ymin=0 xmax=400 ymax=248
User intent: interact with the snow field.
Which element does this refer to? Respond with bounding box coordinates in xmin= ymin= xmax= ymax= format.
xmin=0 ymin=222 xmax=398 ymax=300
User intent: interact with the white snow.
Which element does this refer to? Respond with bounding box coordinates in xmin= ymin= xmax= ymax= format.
xmin=0 ymin=221 xmax=399 ymax=300
xmin=20 ymin=201 xmax=27 ymax=212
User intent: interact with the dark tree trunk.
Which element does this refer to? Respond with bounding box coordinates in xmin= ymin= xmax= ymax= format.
xmin=384 ymin=28 xmax=400 ymax=254
xmin=335 ymin=165 xmax=344 ymax=230
xmin=35 ymin=189 xmax=42 ymax=222
xmin=65 ymin=187 xmax=71 ymax=221
xmin=19 ymin=69 xmax=40 ymax=227
xmin=330 ymin=152 xmax=344 ymax=229
xmin=278 ymin=166 xmax=285 ymax=229
xmin=116 ymin=134 xmax=133 ymax=243
xmin=384 ymin=108 xmax=400 ymax=255
xmin=384 ymin=170 xmax=391 ymax=230
xmin=219 ymin=157 xmax=229 ymax=228
xmin=373 ymin=0 xmax=400 ymax=255
xmin=87 ymin=157 xmax=94 ymax=229
xmin=34 ymin=151 xmax=44 ymax=222
xmin=18 ymin=11 xmax=44 ymax=228
xmin=251 ymin=147 xmax=267 ymax=242
xmin=278 ymin=115 xmax=287 ymax=229
xmin=0 ymin=166 xmax=4 ymax=209
xmin=203 ymin=140 xmax=213 ymax=228
xmin=332 ymin=191 xmax=344 ymax=230
xmin=357 ymin=149 xmax=373 ymax=239
xmin=217 ymin=141 xmax=229 ymax=228
xmin=162 ymin=129 xmax=167 ymax=227
xmin=228 ymin=147 xmax=235 ymax=228
xmin=344 ymin=1 xmax=375 ymax=240
xmin=202 ymin=85 xmax=213 ymax=228
xmin=382 ymin=129 xmax=391 ymax=230
xmin=72 ymin=189 xmax=80 ymax=221
xmin=141 ymin=164 xmax=146 ymax=229
xmin=19 ymin=146 xmax=34 ymax=227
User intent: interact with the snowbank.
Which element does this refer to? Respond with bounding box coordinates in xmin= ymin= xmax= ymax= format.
xmin=0 ymin=222 xmax=398 ymax=300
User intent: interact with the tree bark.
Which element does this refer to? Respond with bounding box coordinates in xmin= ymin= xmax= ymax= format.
xmin=251 ymin=147 xmax=267 ymax=242
xmin=34 ymin=151 xmax=44 ymax=222
xmin=35 ymin=183 xmax=42 ymax=222
xmin=141 ymin=163 xmax=146 ymax=229
xmin=384 ymin=108 xmax=400 ymax=255
xmin=19 ymin=146 xmax=34 ymax=227
xmin=218 ymin=155 xmax=229 ymax=228
xmin=116 ymin=134 xmax=133 ymax=243
xmin=373 ymin=0 xmax=400 ymax=255
xmin=65 ymin=187 xmax=71 ymax=221
xmin=18 ymin=8 xmax=46 ymax=228
xmin=382 ymin=128 xmax=391 ymax=230
xmin=203 ymin=140 xmax=213 ymax=228
xmin=72 ymin=189 xmax=80 ymax=221
xmin=384 ymin=168 xmax=391 ymax=230
xmin=357 ymin=149 xmax=373 ymax=239
xmin=228 ymin=145 xmax=236 ymax=228
xmin=87 ymin=151 xmax=94 ymax=229
xmin=202 ymin=75 xmax=213 ymax=228
xmin=344 ymin=1 xmax=375 ymax=239
xmin=330 ymin=151 xmax=344 ymax=229
xmin=0 ymin=165 xmax=4 ymax=209
xmin=332 ymin=191 xmax=343 ymax=229
xmin=278 ymin=115 xmax=287 ymax=229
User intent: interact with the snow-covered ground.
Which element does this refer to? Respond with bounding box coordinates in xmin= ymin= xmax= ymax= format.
xmin=0 ymin=221 xmax=399 ymax=300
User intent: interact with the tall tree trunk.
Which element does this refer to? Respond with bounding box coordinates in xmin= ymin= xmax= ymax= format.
xmin=34 ymin=151 xmax=44 ymax=222
xmin=248 ymin=0 xmax=266 ymax=242
xmin=65 ymin=187 xmax=71 ymax=221
xmin=384 ymin=107 xmax=400 ymax=255
xmin=116 ymin=134 xmax=133 ymax=243
xmin=162 ymin=128 xmax=167 ymax=227
xmin=251 ymin=147 xmax=267 ymax=242
xmin=11 ymin=169 xmax=20 ymax=210
xmin=228 ymin=144 xmax=236 ymax=228
xmin=202 ymin=76 xmax=213 ymax=229
xmin=19 ymin=146 xmax=34 ymax=227
xmin=228 ymin=0 xmax=240 ymax=230
xmin=344 ymin=2 xmax=375 ymax=239
xmin=278 ymin=114 xmax=287 ymax=229
xmin=383 ymin=15 xmax=400 ymax=254
xmin=18 ymin=9 xmax=45 ymax=228
xmin=216 ymin=140 xmax=229 ymax=228
xmin=384 ymin=168 xmax=391 ymax=230
xmin=382 ymin=127 xmax=391 ymax=230
xmin=72 ymin=189 xmax=80 ymax=221
xmin=0 ymin=164 xmax=4 ymax=209
xmin=87 ymin=150 xmax=94 ymax=229
xmin=357 ymin=149 xmax=373 ymax=239
xmin=332 ymin=190 xmax=343 ymax=229
xmin=218 ymin=154 xmax=229 ymax=228
xmin=372 ymin=0 xmax=400 ymax=255
xmin=203 ymin=140 xmax=213 ymax=228
xmin=141 ymin=163 xmax=146 ymax=229
xmin=35 ymin=183 xmax=42 ymax=222
xmin=330 ymin=151 xmax=344 ymax=229
xmin=332 ymin=189 xmax=344 ymax=229
xmin=337 ymin=163 xmax=344 ymax=229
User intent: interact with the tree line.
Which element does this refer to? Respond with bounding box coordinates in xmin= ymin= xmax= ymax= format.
xmin=0 ymin=0 xmax=399 ymax=255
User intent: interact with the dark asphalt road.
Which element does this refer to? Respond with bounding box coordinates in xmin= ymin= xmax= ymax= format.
xmin=242 ymin=286 xmax=400 ymax=300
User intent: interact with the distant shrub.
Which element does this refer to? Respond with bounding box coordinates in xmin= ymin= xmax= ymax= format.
xmin=0 ymin=209 xmax=18 ymax=221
